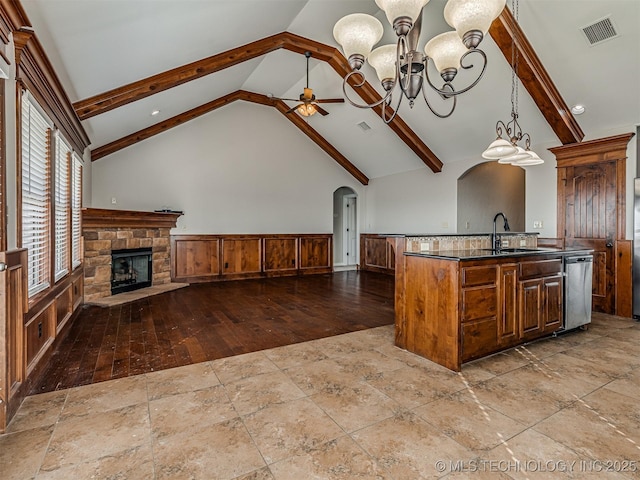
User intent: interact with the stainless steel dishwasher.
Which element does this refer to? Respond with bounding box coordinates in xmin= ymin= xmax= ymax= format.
xmin=563 ymin=255 xmax=593 ymax=330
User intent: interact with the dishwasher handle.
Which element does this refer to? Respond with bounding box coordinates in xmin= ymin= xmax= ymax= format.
xmin=564 ymin=256 xmax=593 ymax=264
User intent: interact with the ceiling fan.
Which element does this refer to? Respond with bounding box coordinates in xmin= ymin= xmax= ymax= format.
xmin=275 ymin=51 xmax=344 ymax=117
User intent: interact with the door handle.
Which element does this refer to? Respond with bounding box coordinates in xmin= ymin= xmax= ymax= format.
xmin=0 ymin=262 xmax=6 ymax=272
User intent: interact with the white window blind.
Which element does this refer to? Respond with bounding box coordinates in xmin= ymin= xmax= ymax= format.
xmin=54 ymin=132 xmax=71 ymax=281
xmin=21 ymin=93 xmax=53 ymax=297
xmin=71 ymin=153 xmax=83 ymax=269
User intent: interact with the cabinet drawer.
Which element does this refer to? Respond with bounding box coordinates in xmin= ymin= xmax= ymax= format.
xmin=461 ymin=265 xmax=497 ymax=287
xmin=519 ymin=259 xmax=562 ymax=279
xmin=462 ymin=286 xmax=497 ymax=322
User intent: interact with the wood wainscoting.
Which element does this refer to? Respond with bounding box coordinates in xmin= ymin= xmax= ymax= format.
xmin=171 ymin=234 xmax=332 ymax=283
xmin=359 ymin=234 xmax=405 ymax=275
xmin=0 ymin=250 xmax=83 ymax=432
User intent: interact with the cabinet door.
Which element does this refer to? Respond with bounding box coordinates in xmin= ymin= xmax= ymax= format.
xmin=462 ymin=318 xmax=499 ymax=362
xmin=542 ymin=275 xmax=563 ymax=333
xmin=363 ymin=237 xmax=388 ymax=269
xmin=518 ymin=278 xmax=543 ymax=340
xmin=174 ymin=238 xmax=220 ymax=280
xmin=222 ymin=238 xmax=261 ymax=275
xmin=264 ymin=238 xmax=297 ymax=273
xmin=386 ymin=240 xmax=396 ymax=271
xmin=499 ymin=264 xmax=518 ymax=346
xmin=299 ymin=236 xmax=332 ymax=272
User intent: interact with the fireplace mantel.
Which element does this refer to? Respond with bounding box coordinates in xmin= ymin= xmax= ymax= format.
xmin=82 ymin=208 xmax=182 ymax=229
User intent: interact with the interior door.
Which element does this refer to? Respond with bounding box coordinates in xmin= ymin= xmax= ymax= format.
xmin=343 ymin=196 xmax=357 ymax=266
xmin=562 ymin=162 xmax=617 ymax=313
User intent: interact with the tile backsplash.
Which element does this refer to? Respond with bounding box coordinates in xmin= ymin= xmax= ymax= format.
xmin=405 ymin=234 xmax=538 ymax=252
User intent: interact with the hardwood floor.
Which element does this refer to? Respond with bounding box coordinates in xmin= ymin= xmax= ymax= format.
xmin=32 ymin=271 xmax=395 ymax=394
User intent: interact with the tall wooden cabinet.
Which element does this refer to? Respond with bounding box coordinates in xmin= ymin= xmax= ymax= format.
xmin=551 ymin=132 xmax=634 ymax=316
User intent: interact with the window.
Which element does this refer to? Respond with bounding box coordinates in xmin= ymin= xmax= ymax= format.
xmin=54 ymin=132 xmax=71 ymax=281
xmin=71 ymin=153 xmax=83 ymax=269
xmin=21 ymin=93 xmax=53 ymax=297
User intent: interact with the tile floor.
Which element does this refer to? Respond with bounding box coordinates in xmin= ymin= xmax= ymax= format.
xmin=1 ymin=313 xmax=639 ymax=479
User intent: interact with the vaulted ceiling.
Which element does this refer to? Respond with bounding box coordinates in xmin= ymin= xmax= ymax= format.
xmin=20 ymin=0 xmax=640 ymax=181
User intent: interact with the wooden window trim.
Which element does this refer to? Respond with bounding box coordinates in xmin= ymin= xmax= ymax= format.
xmin=13 ymin=28 xmax=89 ymax=154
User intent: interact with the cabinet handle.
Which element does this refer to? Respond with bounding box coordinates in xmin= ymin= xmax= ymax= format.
xmin=606 ymin=242 xmax=613 ymax=248
xmin=291 ymin=259 xmax=295 ymax=265
xmin=224 ymin=262 xmax=229 ymax=269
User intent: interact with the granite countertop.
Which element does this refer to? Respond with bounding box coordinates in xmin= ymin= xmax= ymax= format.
xmin=404 ymin=247 xmax=593 ymax=261
xmin=371 ymin=232 xmax=541 ymax=237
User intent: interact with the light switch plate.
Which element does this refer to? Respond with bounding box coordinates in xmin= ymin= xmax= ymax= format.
xmin=533 ymin=220 xmax=543 ymax=228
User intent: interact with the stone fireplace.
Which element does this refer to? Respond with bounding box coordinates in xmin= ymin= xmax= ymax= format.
xmin=82 ymin=208 xmax=182 ymax=303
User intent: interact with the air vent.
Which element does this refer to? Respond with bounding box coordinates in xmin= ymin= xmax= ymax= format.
xmin=357 ymin=121 xmax=371 ymax=131
xmin=581 ymin=16 xmax=619 ymax=46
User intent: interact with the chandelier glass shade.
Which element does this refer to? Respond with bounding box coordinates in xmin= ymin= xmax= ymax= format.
xmin=333 ymin=0 xmax=506 ymax=123
xmin=481 ymin=0 xmax=543 ymax=166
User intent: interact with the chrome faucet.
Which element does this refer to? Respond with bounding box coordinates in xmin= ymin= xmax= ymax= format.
xmin=492 ymin=212 xmax=510 ymax=251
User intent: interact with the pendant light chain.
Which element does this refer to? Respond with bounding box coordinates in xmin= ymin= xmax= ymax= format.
xmin=512 ymin=0 xmax=519 ymax=123
xmin=481 ymin=0 xmax=544 ymax=165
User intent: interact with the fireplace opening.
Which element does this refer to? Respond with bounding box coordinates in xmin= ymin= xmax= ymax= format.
xmin=111 ymin=248 xmax=152 ymax=295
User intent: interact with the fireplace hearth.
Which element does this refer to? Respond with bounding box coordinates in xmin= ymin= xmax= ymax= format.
xmin=111 ymin=248 xmax=152 ymax=295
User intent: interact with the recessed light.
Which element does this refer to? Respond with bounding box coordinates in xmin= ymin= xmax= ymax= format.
xmin=151 ymin=109 xmax=161 ymax=116
xmin=571 ymin=104 xmax=585 ymax=115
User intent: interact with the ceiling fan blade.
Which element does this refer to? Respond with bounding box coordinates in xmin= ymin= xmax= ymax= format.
xmin=315 ymin=98 xmax=345 ymax=104
xmin=279 ymin=98 xmax=301 ymax=102
xmin=286 ymin=104 xmax=302 ymax=114
xmin=315 ymin=105 xmax=330 ymax=116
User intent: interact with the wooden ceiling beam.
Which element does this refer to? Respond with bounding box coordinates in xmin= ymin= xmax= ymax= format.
xmin=91 ymin=90 xmax=369 ymax=186
xmin=489 ymin=7 xmax=584 ymax=145
xmin=78 ymin=31 xmax=442 ymax=173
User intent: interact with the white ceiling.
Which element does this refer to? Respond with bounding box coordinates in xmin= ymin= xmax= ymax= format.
xmin=20 ymin=0 xmax=640 ymax=179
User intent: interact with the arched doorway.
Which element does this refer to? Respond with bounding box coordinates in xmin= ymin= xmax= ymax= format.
xmin=333 ymin=187 xmax=358 ymax=269
xmin=457 ymin=162 xmax=525 ymax=232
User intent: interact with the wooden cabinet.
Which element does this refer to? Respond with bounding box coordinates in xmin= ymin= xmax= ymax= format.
xmin=171 ymin=234 xmax=332 ymax=283
xmin=396 ymin=252 xmax=566 ymax=371
xmin=222 ymin=238 xmax=261 ymax=276
xmin=174 ymin=237 xmax=220 ymax=281
xmin=461 ymin=265 xmax=498 ymax=362
xmin=264 ymin=238 xmax=298 ymax=274
xmin=299 ymin=236 xmax=332 ymax=273
xmin=518 ymin=258 xmax=563 ymax=340
xmin=360 ymin=234 xmax=403 ymax=275
xmin=498 ymin=264 xmax=518 ymax=346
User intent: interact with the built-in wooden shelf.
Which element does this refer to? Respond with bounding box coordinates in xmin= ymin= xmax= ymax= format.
xmin=82 ymin=208 xmax=182 ymax=229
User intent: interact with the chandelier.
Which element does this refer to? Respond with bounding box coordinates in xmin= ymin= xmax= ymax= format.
xmin=481 ymin=0 xmax=543 ymax=165
xmin=333 ymin=0 xmax=507 ymax=123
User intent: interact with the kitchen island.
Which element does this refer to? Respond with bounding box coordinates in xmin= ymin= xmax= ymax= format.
xmin=394 ymin=247 xmax=592 ymax=371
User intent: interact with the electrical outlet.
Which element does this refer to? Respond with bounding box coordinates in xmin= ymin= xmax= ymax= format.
xmin=441 ymin=221 xmax=449 ymax=229
xmin=520 ymin=239 xmax=527 ymax=246
xmin=465 ymin=221 xmax=470 ymax=230
xmin=420 ymin=242 xmax=430 ymax=251
xmin=533 ymin=220 xmax=543 ymax=228
xmin=111 ymin=197 xmax=117 ymax=204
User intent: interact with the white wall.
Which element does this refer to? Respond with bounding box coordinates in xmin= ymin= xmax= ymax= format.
xmin=366 ymin=127 xmax=638 ymax=239
xmin=90 ymin=101 xmax=364 ymax=234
